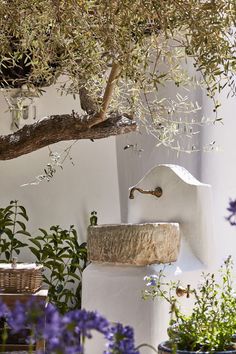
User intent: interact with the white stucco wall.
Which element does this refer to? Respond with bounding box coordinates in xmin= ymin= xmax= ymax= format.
xmin=200 ymin=89 xmax=236 ymax=263
xmin=0 ymin=85 xmax=121 ymax=258
xmin=116 ymin=130 xmax=202 ymax=221
xmin=116 ymin=83 xmax=236 ymax=264
xmin=116 ymin=72 xmax=202 ymax=222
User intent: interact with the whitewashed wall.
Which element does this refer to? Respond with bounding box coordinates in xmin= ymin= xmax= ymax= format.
xmin=112 ymin=76 xmax=236 ymax=352
xmin=116 ymin=72 xmax=202 ymax=222
xmin=116 ymin=84 xmax=236 ymax=263
xmin=200 ymin=89 xmax=236 ymax=264
xmin=0 ymin=84 xmax=121 ymax=260
xmin=116 ymin=130 xmax=202 ymax=222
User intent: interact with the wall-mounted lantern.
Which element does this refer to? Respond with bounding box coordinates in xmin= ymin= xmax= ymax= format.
xmin=3 ymin=85 xmax=40 ymax=131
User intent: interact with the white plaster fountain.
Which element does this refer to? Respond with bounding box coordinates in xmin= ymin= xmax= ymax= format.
xmin=82 ymin=164 xmax=215 ymax=353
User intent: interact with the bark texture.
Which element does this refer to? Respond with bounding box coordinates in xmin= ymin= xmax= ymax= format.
xmin=0 ymin=113 xmax=137 ymax=160
xmin=87 ymin=223 xmax=180 ymax=266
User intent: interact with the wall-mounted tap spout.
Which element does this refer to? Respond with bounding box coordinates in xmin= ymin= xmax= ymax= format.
xmin=129 ymin=186 xmax=163 ymax=199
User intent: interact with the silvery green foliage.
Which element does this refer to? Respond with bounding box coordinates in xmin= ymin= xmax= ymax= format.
xmin=0 ymin=0 xmax=235 ymax=150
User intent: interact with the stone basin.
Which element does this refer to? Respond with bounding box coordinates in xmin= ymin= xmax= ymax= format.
xmin=87 ymin=223 xmax=180 ymax=266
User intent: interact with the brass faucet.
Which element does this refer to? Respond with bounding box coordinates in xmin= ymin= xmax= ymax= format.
xmin=129 ymin=186 xmax=163 ymax=199
xmin=176 ymin=285 xmax=192 ymax=298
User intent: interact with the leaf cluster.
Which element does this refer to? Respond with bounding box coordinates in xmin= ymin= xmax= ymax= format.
xmin=30 ymin=225 xmax=87 ymax=313
xmin=0 ymin=201 xmax=87 ymax=314
xmin=143 ymin=257 xmax=236 ymax=352
xmin=0 ymin=200 xmax=30 ymax=261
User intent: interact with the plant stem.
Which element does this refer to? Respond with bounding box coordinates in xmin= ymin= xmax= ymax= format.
xmin=10 ymin=201 xmax=18 ymax=260
xmin=29 ymin=327 xmax=34 ymax=354
xmin=1 ymin=323 xmax=8 ymax=353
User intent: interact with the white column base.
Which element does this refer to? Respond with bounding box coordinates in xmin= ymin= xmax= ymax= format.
xmin=82 ymin=241 xmax=205 ymax=353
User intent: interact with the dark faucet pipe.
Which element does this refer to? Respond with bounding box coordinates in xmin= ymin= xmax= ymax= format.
xmin=129 ymin=187 xmax=163 ymax=199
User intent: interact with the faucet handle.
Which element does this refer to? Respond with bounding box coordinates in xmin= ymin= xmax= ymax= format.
xmin=176 ymin=284 xmax=191 ymax=298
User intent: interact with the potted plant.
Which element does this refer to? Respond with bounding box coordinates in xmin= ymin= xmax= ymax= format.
xmin=143 ymin=257 xmax=236 ymax=354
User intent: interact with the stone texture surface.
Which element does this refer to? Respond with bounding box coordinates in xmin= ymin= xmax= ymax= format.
xmin=87 ymin=223 xmax=180 ymax=265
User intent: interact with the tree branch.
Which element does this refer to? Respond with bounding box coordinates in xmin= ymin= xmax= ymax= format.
xmin=0 ymin=112 xmax=137 ymax=160
xmin=88 ymin=62 xmax=121 ymax=128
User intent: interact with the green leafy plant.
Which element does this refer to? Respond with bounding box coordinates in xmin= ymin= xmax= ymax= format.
xmin=143 ymin=257 xmax=236 ymax=352
xmin=0 ymin=200 xmax=30 ymax=261
xmin=29 ymin=225 xmax=87 ymax=313
xmin=0 ymin=201 xmax=87 ymax=313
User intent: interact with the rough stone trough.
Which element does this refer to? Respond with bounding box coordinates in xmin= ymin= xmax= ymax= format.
xmin=87 ymin=222 xmax=180 ymax=265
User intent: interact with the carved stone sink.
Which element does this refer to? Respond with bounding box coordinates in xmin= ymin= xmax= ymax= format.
xmin=87 ymin=223 xmax=180 ymax=266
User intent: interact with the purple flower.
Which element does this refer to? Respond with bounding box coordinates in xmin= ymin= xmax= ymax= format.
xmin=105 ymin=323 xmax=139 ymax=354
xmin=63 ymin=309 xmax=109 ymax=339
xmin=8 ymin=299 xmax=45 ymax=332
xmin=0 ymin=300 xmax=9 ymax=318
xmin=43 ymin=304 xmax=69 ymax=353
xmin=7 ymin=298 xmax=45 ymax=347
xmin=226 ymin=199 xmax=236 ymax=225
xmin=44 ymin=303 xmax=62 ymax=340
xmin=45 ymin=308 xmax=109 ymax=354
xmin=0 ymin=299 xmax=138 ymax=354
xmin=144 ymin=275 xmax=158 ymax=287
xmin=8 ymin=301 xmax=27 ymax=332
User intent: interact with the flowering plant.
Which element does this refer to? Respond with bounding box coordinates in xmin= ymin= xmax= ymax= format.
xmin=226 ymin=200 xmax=236 ymax=226
xmin=143 ymin=257 xmax=236 ymax=352
xmin=0 ymin=299 xmax=139 ymax=354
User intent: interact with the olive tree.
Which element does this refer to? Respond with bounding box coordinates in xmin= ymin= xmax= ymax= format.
xmin=0 ymin=0 xmax=235 ymax=160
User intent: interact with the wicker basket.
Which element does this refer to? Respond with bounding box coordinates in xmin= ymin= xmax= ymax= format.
xmin=0 ymin=262 xmax=43 ymax=294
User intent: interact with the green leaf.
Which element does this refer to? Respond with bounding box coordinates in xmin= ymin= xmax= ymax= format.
xmin=5 ymin=251 xmax=10 ymax=261
xmin=15 ymin=230 xmax=31 ymax=237
xmin=16 ymin=220 xmax=26 ymax=231
xmin=19 ymin=206 xmax=29 ymax=221
xmin=56 ymin=284 xmax=63 ymax=293
xmin=29 ymin=247 xmax=41 ymax=260
xmin=66 ymin=273 xmax=81 ymax=281
xmin=15 ymin=241 xmax=28 ymax=247
xmin=29 ymin=239 xmax=42 ymax=250
xmin=44 ymin=260 xmax=62 ymax=269
xmin=38 ymin=228 xmax=48 ymax=237
xmin=3 ymin=228 xmax=13 ymax=238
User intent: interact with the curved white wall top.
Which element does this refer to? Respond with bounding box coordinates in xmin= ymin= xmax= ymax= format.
xmin=128 ymin=164 xmax=214 ymax=267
